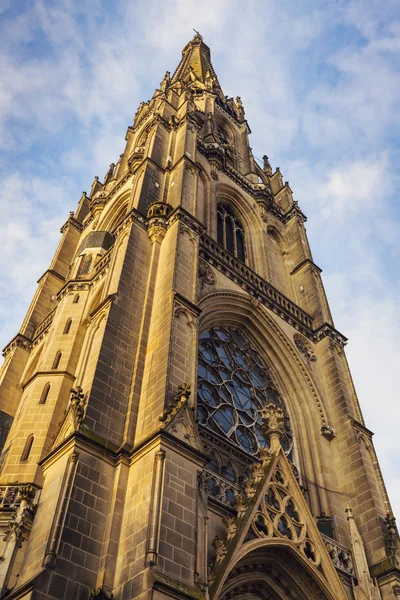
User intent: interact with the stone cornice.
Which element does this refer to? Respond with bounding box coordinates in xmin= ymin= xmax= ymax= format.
xmin=352 ymin=419 xmax=374 ymax=438
xmin=282 ymin=202 xmax=307 ymax=223
xmin=291 ymin=258 xmax=322 ymax=276
xmin=2 ymin=333 xmax=32 ymax=357
xmin=173 ymin=292 xmax=202 ymax=317
xmin=313 ymin=323 xmax=347 ymax=347
xmin=113 ymin=207 xmax=147 ymax=237
xmin=22 ymin=369 xmax=75 ymax=391
xmin=60 ymin=214 xmax=83 ymax=234
xmin=36 ymin=268 xmax=65 ymax=285
xmin=167 ymin=205 xmax=206 ymax=236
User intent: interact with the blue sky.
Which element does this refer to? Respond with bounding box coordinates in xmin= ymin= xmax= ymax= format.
xmin=1 ymin=0 xmax=399 ymax=518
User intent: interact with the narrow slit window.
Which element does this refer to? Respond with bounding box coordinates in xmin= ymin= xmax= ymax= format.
xmin=52 ymin=351 xmax=62 ymax=370
xmin=21 ymin=435 xmax=34 ymax=462
xmin=73 ymin=294 xmax=80 ymax=304
xmin=63 ymin=319 xmax=72 ymax=334
xmin=39 ymin=383 xmax=51 ymax=405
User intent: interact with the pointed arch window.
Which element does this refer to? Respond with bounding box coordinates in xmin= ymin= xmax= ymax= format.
xmin=77 ymin=254 xmax=93 ymax=278
xmin=21 ymin=435 xmax=34 ymax=462
xmin=217 ymin=204 xmax=245 ymax=262
xmin=197 ymin=325 xmax=292 ymax=458
xmin=52 ymin=351 xmax=62 ymax=370
xmin=39 ymin=383 xmax=51 ymax=405
xmin=63 ymin=318 xmax=72 ymax=334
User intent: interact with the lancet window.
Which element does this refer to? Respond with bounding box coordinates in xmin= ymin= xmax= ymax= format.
xmin=217 ymin=204 xmax=245 ymax=262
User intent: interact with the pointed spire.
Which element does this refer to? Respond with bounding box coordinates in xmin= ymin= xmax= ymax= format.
xmin=171 ymin=33 xmax=222 ymax=91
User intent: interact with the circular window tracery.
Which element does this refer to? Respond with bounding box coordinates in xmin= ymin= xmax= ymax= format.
xmin=197 ymin=326 xmax=293 ymax=457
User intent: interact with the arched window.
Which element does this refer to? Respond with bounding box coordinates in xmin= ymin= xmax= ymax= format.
xmin=39 ymin=383 xmax=51 ymax=405
xmin=77 ymin=254 xmax=93 ymax=278
xmin=63 ymin=319 xmax=72 ymax=334
xmin=217 ymin=204 xmax=245 ymax=262
xmin=21 ymin=435 xmax=34 ymax=462
xmin=73 ymin=294 xmax=80 ymax=304
xmin=197 ymin=325 xmax=292 ymax=458
xmin=52 ymin=351 xmax=62 ymax=370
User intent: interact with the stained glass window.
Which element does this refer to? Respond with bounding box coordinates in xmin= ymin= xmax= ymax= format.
xmin=197 ymin=325 xmax=292 ymax=457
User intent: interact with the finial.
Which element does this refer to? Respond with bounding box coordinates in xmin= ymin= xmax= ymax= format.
xmin=192 ymin=29 xmax=203 ymax=41
xmin=263 ymin=155 xmax=272 ymax=176
xmin=235 ymin=96 xmax=245 ymax=120
xmin=160 ymin=71 xmax=170 ymax=92
xmin=261 ymin=402 xmax=285 ymax=451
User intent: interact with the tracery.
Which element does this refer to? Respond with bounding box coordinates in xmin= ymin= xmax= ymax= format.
xmin=197 ymin=325 xmax=292 ymax=458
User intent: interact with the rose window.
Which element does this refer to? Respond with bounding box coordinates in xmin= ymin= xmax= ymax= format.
xmin=197 ymin=326 xmax=292 ymax=457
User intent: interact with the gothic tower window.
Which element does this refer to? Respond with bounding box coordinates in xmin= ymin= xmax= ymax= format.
xmin=197 ymin=325 xmax=292 ymax=458
xmin=20 ymin=434 xmax=34 ymax=462
xmin=217 ymin=204 xmax=245 ymax=262
xmin=52 ymin=351 xmax=62 ymax=370
xmin=63 ymin=318 xmax=72 ymax=334
xmin=39 ymin=383 xmax=51 ymax=405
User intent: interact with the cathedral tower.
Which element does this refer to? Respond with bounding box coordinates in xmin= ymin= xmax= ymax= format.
xmin=0 ymin=34 xmax=399 ymax=600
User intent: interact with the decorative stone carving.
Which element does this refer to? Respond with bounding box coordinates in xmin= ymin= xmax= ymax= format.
xmin=70 ymin=386 xmax=86 ymax=428
xmin=198 ymin=259 xmax=216 ymax=289
xmin=294 ymin=333 xmax=316 ymax=362
xmin=320 ymin=424 xmax=336 ymax=441
xmin=393 ymin=586 xmax=400 ymax=596
xmin=263 ymin=155 xmax=272 ymax=176
xmin=159 ymin=383 xmax=191 ymax=425
xmin=222 ymin=516 xmax=237 ymax=541
xmin=261 ymin=402 xmax=285 ymax=436
xmin=3 ymin=486 xmax=39 ymax=547
xmin=89 ymin=586 xmax=113 ymax=599
xmin=385 ymin=512 xmax=400 ymax=566
xmin=210 ymin=162 xmax=219 ymax=181
xmin=234 ymin=493 xmax=247 ymax=519
xmin=146 ymin=201 xmax=173 ymax=244
xmin=207 ymin=563 xmax=215 ymax=585
xmin=322 ymin=535 xmax=354 ymax=577
xmin=212 ymin=536 xmax=227 ymax=563
xmin=243 ymin=477 xmax=257 ymax=499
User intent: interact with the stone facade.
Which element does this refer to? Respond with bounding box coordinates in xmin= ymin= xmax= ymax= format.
xmin=0 ymin=33 xmax=399 ymax=600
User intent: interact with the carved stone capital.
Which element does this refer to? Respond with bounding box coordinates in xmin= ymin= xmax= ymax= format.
xmin=146 ymin=201 xmax=173 ymax=244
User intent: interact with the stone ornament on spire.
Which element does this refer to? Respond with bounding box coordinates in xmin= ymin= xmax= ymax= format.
xmin=263 ymin=155 xmax=273 ymax=176
xmin=159 ymin=71 xmax=171 ymax=92
xmin=235 ymin=96 xmax=245 ymax=120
